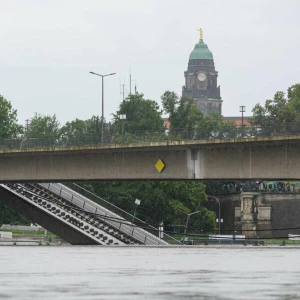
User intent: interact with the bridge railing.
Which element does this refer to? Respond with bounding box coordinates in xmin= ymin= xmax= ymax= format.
xmin=1 ymin=123 xmax=300 ymax=150
xmin=68 ymin=183 xmax=179 ymax=244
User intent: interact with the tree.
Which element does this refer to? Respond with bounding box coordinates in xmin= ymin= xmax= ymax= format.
xmin=195 ymin=112 xmax=237 ymax=139
xmin=288 ymin=84 xmax=300 ymax=111
xmin=111 ymin=93 xmax=164 ymax=144
xmin=161 ymin=91 xmax=238 ymax=140
xmin=22 ymin=113 xmax=61 ymax=148
xmin=0 ymin=202 xmax=30 ymax=225
xmin=28 ymin=113 xmax=60 ymax=138
xmin=0 ymin=95 xmax=22 ymax=139
xmin=113 ymin=93 xmax=163 ymax=133
xmin=250 ymin=84 xmax=300 ymax=136
xmin=161 ymin=91 xmax=178 ymax=116
xmin=60 ymin=115 xmax=112 ymax=146
xmin=85 ymin=180 xmax=216 ymax=234
xmin=60 ymin=118 xmax=88 ymax=137
xmin=161 ymin=91 xmax=202 ymax=130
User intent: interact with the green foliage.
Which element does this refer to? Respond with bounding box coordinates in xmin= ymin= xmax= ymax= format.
xmin=60 ymin=115 xmax=111 ymax=136
xmin=161 ymin=91 xmax=202 ymax=130
xmin=250 ymin=84 xmax=300 ymax=135
xmin=196 ymin=113 xmax=237 ymax=139
xmin=288 ymin=84 xmax=300 ymax=111
xmin=29 ymin=113 xmax=61 ymax=138
xmin=161 ymin=91 xmax=237 ymax=139
xmin=113 ymin=93 xmax=163 ymax=133
xmin=85 ymin=115 xmax=103 ymax=133
xmin=0 ymin=95 xmax=22 ymax=139
xmin=87 ymin=181 xmax=216 ymax=233
xmin=0 ymin=202 xmax=30 ymax=225
xmin=22 ymin=113 xmax=61 ymax=148
xmin=161 ymin=91 xmax=178 ymax=115
xmin=60 ymin=118 xmax=89 ymax=137
xmin=60 ymin=116 xmax=107 ymax=145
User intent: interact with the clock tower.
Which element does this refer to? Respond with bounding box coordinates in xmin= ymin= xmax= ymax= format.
xmin=182 ymin=29 xmax=222 ymax=115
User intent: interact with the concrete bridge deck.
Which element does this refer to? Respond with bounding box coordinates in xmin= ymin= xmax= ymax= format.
xmin=0 ymin=135 xmax=300 ymax=181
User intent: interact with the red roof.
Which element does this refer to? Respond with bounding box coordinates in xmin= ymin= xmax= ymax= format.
xmin=163 ymin=116 xmax=251 ymax=128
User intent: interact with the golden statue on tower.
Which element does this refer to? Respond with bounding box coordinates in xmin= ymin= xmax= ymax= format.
xmin=197 ymin=28 xmax=203 ymax=40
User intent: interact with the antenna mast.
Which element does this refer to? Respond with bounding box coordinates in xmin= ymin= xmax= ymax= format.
xmin=122 ymin=83 xmax=125 ymax=102
xmin=129 ymin=71 xmax=132 ymax=96
xmin=134 ymin=80 xmax=137 ymax=95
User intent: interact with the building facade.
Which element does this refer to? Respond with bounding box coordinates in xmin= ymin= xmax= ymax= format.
xmin=182 ymin=31 xmax=222 ymax=115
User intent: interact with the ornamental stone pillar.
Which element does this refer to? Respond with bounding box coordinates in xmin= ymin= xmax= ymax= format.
xmin=235 ymin=192 xmax=272 ymax=237
xmin=240 ymin=192 xmax=259 ymax=237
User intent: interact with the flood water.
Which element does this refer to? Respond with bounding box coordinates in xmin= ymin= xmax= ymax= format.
xmin=0 ymin=246 xmax=300 ymax=300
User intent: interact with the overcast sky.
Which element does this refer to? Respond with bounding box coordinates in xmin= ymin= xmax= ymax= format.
xmin=1 ymin=0 xmax=299 ymax=126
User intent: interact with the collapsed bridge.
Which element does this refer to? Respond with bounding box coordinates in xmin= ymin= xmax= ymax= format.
xmin=0 ymin=183 xmax=170 ymax=245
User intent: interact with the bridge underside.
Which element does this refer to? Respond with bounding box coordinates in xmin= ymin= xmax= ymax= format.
xmin=0 ymin=187 xmax=98 ymax=245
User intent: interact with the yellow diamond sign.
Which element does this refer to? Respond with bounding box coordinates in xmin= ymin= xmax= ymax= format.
xmin=155 ymin=159 xmax=165 ymax=173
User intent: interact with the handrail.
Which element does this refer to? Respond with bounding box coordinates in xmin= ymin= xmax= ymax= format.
xmin=44 ymin=184 xmax=145 ymax=243
xmin=71 ymin=183 xmax=180 ymax=244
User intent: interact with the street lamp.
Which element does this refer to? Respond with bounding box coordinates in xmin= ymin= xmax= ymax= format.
xmin=132 ymin=198 xmax=141 ymax=222
xmin=239 ymin=105 xmax=246 ymax=138
xmin=119 ymin=114 xmax=126 ymax=143
xmin=180 ymin=210 xmax=202 ymax=236
xmin=208 ymin=195 xmax=221 ymax=235
xmin=90 ymin=71 xmax=116 ymax=144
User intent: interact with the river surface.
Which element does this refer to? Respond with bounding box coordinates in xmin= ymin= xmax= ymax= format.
xmin=0 ymin=246 xmax=300 ymax=300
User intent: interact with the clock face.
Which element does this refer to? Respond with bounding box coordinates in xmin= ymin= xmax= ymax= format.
xmin=197 ymin=72 xmax=206 ymax=82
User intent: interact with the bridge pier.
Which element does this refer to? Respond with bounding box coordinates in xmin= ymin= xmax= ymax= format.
xmin=235 ymin=192 xmax=272 ymax=238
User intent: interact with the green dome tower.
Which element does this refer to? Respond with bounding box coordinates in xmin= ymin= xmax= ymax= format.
xmin=182 ymin=29 xmax=222 ymax=115
xmin=189 ymin=39 xmax=214 ymax=60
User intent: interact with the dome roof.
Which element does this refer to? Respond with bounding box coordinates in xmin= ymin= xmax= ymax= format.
xmin=189 ymin=39 xmax=213 ymax=60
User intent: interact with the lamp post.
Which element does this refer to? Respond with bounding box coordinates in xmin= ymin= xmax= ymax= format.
xmin=208 ymin=195 xmax=221 ymax=235
xmin=180 ymin=210 xmax=202 ymax=236
xmin=239 ymin=105 xmax=246 ymax=138
xmin=132 ymin=198 xmax=141 ymax=222
xmin=90 ymin=71 xmax=116 ymax=144
xmin=119 ymin=114 xmax=126 ymax=143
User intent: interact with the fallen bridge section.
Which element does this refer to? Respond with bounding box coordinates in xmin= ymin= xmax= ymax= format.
xmin=0 ymin=183 xmax=168 ymax=246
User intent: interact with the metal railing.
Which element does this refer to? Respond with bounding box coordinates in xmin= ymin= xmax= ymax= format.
xmin=69 ymin=183 xmax=179 ymax=244
xmin=1 ymin=123 xmax=300 ymax=151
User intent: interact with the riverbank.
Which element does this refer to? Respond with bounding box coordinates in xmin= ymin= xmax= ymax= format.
xmin=1 ymin=226 xmax=300 ymax=246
